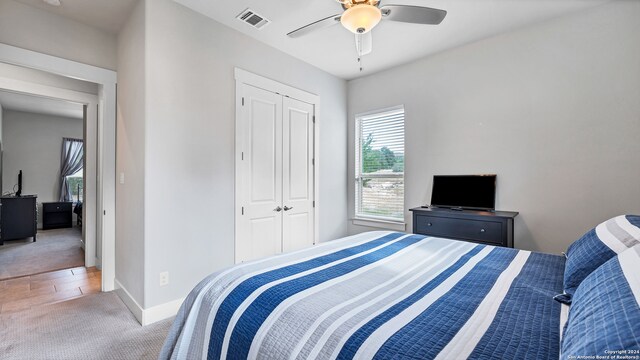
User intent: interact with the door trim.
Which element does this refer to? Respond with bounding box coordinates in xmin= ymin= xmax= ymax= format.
xmin=234 ymin=68 xmax=320 ymax=262
xmin=0 ymin=44 xmax=117 ymax=292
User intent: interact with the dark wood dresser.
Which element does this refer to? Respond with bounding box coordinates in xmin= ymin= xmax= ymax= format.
xmin=410 ymin=207 xmax=518 ymax=248
xmin=0 ymin=195 xmax=38 ymax=245
xmin=42 ymin=202 xmax=74 ymax=230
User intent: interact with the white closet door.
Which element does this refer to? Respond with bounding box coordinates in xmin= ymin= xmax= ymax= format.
xmin=282 ymin=97 xmax=315 ymax=252
xmin=237 ymin=85 xmax=283 ymax=263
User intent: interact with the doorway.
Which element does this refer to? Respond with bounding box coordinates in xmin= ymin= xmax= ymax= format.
xmin=0 ymin=90 xmax=86 ymax=279
xmin=0 ymin=43 xmax=116 ymax=292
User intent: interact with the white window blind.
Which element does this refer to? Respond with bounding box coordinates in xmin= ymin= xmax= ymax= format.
xmin=355 ymin=106 xmax=405 ymax=221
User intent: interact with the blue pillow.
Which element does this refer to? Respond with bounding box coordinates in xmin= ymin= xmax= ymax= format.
xmin=556 ymin=215 xmax=640 ymax=304
xmin=560 ymin=244 xmax=640 ymax=359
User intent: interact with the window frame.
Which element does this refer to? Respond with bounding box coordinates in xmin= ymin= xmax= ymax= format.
xmin=354 ymin=105 xmax=406 ymax=227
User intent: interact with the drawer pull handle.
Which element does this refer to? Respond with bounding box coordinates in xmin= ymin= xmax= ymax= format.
xmin=427 ymin=223 xmax=432 ymax=227
xmin=480 ymin=229 xmax=486 ymax=233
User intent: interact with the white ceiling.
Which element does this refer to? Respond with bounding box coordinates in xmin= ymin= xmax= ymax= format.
xmin=175 ymin=0 xmax=609 ymax=80
xmin=14 ymin=0 xmax=137 ymax=34
xmin=15 ymin=0 xmax=609 ymax=79
xmin=0 ymin=90 xmax=84 ymax=119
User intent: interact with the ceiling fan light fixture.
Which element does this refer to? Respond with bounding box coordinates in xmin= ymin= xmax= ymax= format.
xmin=340 ymin=4 xmax=381 ymax=34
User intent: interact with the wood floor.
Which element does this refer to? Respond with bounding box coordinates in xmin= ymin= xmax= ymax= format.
xmin=0 ymin=266 xmax=101 ymax=314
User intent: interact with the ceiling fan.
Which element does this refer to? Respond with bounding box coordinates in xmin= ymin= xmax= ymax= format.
xmin=287 ymin=0 xmax=447 ymax=63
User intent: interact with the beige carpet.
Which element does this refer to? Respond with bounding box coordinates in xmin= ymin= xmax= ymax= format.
xmin=0 ymin=228 xmax=84 ymax=280
xmin=0 ymin=291 xmax=173 ymax=359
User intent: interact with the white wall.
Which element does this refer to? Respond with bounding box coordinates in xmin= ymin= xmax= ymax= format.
xmin=0 ymin=0 xmax=117 ymax=71
xmin=1 ymin=109 xmax=83 ymax=227
xmin=347 ymin=1 xmax=640 ymax=254
xmin=138 ymin=0 xmax=348 ymax=309
xmin=0 ymin=62 xmax=99 ymax=95
xmin=115 ymin=0 xmax=147 ymax=308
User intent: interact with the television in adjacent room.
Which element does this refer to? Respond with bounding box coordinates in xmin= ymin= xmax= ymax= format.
xmin=430 ymin=174 xmax=497 ymax=211
xmin=16 ymin=170 xmax=23 ymax=197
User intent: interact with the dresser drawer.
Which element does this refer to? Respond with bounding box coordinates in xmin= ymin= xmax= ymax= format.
xmin=43 ymin=202 xmax=73 ymax=213
xmin=415 ymin=215 xmax=504 ymax=245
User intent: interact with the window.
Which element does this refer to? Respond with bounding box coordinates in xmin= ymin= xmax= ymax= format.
xmin=66 ymin=169 xmax=83 ymax=203
xmin=355 ymin=106 xmax=405 ymax=222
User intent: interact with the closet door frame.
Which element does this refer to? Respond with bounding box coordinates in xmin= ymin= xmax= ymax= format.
xmin=234 ymin=68 xmax=320 ymax=263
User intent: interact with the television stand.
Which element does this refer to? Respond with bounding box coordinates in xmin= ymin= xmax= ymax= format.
xmin=0 ymin=195 xmax=38 ymax=245
xmin=410 ymin=207 xmax=518 ymax=248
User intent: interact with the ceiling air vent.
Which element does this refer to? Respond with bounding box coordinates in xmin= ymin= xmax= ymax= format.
xmin=236 ymin=8 xmax=270 ymax=30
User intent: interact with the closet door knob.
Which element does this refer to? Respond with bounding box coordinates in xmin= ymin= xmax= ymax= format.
xmin=283 ymin=206 xmax=293 ymax=211
xmin=274 ymin=206 xmax=283 ymax=212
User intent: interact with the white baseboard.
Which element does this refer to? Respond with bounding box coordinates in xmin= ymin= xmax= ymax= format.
xmin=114 ymin=279 xmax=183 ymax=326
xmin=143 ymin=297 xmax=184 ymax=326
xmin=114 ymin=279 xmax=144 ymax=324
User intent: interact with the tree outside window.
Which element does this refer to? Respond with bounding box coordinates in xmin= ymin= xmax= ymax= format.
xmin=66 ymin=169 xmax=83 ymax=203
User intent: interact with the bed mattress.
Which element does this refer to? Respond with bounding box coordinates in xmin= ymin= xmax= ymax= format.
xmin=160 ymin=231 xmax=565 ymax=360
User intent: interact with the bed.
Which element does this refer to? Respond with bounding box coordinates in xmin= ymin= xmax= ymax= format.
xmin=73 ymin=201 xmax=82 ymax=227
xmin=160 ymin=231 xmax=568 ymax=359
xmin=162 ymin=214 xmax=640 ymax=360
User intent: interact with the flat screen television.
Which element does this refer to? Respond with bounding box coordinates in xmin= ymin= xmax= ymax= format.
xmin=430 ymin=175 xmax=497 ymax=211
xmin=16 ymin=170 xmax=23 ymax=197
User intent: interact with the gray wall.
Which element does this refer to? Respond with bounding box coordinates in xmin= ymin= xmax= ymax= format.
xmin=116 ymin=0 xmax=146 ymax=308
xmin=347 ymin=1 xmax=640 ymax=254
xmin=1 ymin=110 xmax=83 ymax=228
xmin=0 ymin=103 xmax=3 ymax=147
xmin=115 ymin=0 xmax=348 ymax=309
xmin=0 ymin=0 xmax=117 ymax=71
xmin=140 ymin=0 xmax=348 ymax=308
xmin=0 ymin=104 xmax=3 ymax=192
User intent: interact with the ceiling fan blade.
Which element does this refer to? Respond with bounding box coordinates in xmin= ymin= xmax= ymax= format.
xmin=355 ymin=32 xmax=372 ymax=57
xmin=380 ymin=5 xmax=447 ymax=25
xmin=287 ymin=14 xmax=342 ymax=38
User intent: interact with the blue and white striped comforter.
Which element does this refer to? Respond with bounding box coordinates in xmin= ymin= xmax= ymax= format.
xmin=160 ymin=231 xmax=565 ymax=360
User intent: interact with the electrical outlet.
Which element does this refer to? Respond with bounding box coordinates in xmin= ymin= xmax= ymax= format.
xmin=119 ymin=173 xmax=125 ymax=184
xmin=159 ymin=271 xmax=169 ymax=287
